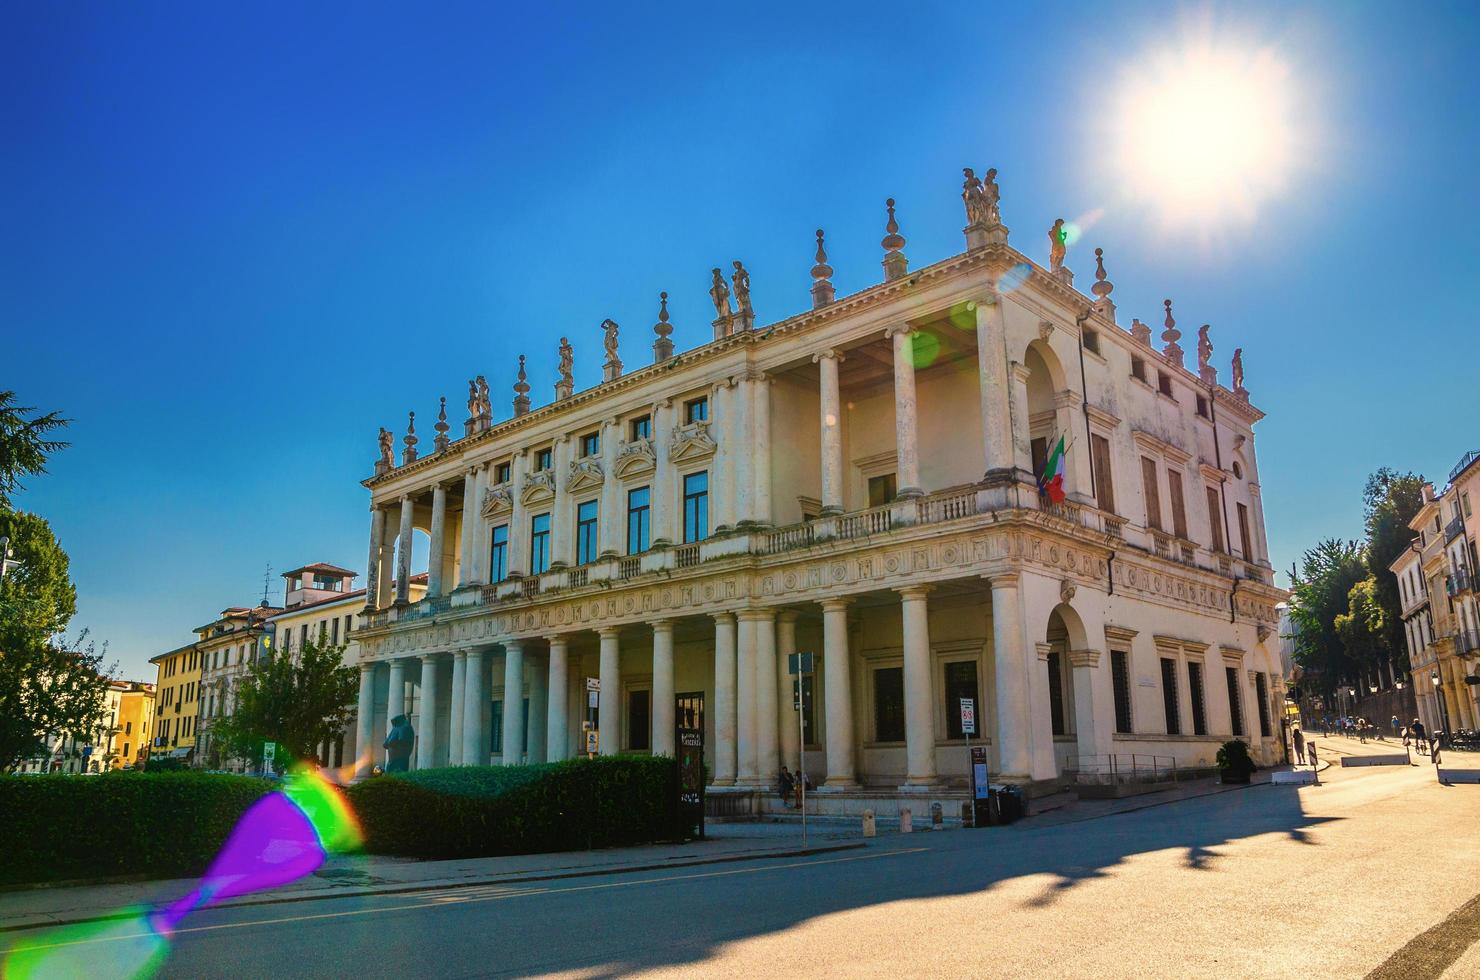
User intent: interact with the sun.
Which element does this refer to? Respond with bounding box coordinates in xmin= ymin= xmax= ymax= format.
xmin=1109 ymin=38 xmax=1299 ymax=230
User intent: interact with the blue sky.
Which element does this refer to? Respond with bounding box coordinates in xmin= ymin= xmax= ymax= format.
xmin=5 ymin=2 xmax=1479 ymax=682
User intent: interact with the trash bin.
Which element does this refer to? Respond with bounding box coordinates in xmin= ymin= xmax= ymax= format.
xmin=996 ymin=785 xmax=1026 ymax=824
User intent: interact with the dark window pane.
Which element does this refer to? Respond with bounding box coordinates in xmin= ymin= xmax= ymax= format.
xmin=490 ymin=699 xmax=504 ymax=755
xmin=685 ymin=397 xmax=708 ymax=423
xmin=1188 ymin=661 xmax=1208 ymax=735
xmin=1169 ymin=470 xmax=1188 ymax=539
xmin=867 ymin=473 xmax=896 ymax=508
xmin=1111 ymin=651 xmax=1133 ymax=734
xmin=628 ymin=689 xmax=651 ymax=751
xmin=1226 ymin=666 xmax=1244 ymax=736
xmin=1208 ymin=487 xmax=1226 ymax=553
xmin=874 ymin=667 xmax=905 ymax=742
xmin=1031 ymin=438 xmax=1048 ymax=483
xmin=1161 ymin=658 xmax=1181 ymax=735
xmin=1255 ymin=673 xmax=1271 ymax=737
xmin=944 ymin=660 xmax=980 ymax=740
xmin=1047 ymin=651 xmax=1066 ymax=736
xmin=631 ymin=416 xmax=651 ymax=441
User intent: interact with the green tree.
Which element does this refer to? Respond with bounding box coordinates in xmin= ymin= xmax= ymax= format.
xmin=1334 ymin=576 xmax=1386 ymax=674
xmin=1361 ymin=468 xmax=1427 ymax=671
xmin=0 ymin=510 xmax=78 ymax=650
xmin=213 ymin=637 xmax=358 ymax=767
xmin=0 ymin=391 xmax=69 ymax=510
xmin=1288 ymin=538 xmax=1368 ymax=701
xmin=0 ymin=631 xmax=115 ymax=770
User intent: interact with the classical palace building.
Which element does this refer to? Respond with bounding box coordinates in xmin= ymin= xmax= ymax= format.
xmin=352 ymin=170 xmax=1285 ymax=808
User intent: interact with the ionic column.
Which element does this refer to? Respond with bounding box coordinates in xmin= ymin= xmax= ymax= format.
xmin=417 ymin=654 xmax=440 ymax=770
xmin=820 ymin=598 xmax=857 ymax=788
xmin=458 ymin=468 xmax=479 ymax=587
xmin=598 ymin=627 xmax=621 ymax=756
xmin=752 ymin=375 xmax=773 ymax=525
xmin=386 ymin=657 xmax=406 ymax=768
xmin=898 ymin=586 xmax=936 ymax=787
xmin=363 ymin=507 xmax=385 ymax=611
xmin=712 ymin=612 xmax=738 ymax=784
xmin=887 ymin=325 xmax=922 ymax=497
xmin=354 ymin=662 xmax=376 ymax=780
xmin=546 ymin=636 xmax=569 ymax=761
xmin=427 ymin=485 xmax=448 ymax=597
xmin=735 ymin=610 xmax=761 ymax=784
xmin=1009 ymin=362 xmax=1034 ymax=476
xmin=754 ymin=608 xmax=779 ymax=780
xmin=712 ymin=383 xmax=737 ymax=532
xmin=814 ymin=351 xmax=845 ymax=514
xmin=651 ymin=620 xmax=676 ymax=757
xmin=652 ymin=401 xmax=675 ymax=546
xmin=448 ymin=651 xmax=466 ymax=765
xmin=502 ymin=641 xmax=525 ymax=765
xmin=527 ymin=650 xmax=548 ymax=763
xmin=462 ymin=649 xmax=486 ymax=766
xmin=991 ymin=574 xmax=1032 ymax=778
xmin=976 ymin=292 xmax=1014 ymax=476
xmin=394 ymin=495 xmax=414 ymax=605
xmin=376 ymin=518 xmax=395 ymax=609
xmin=776 ymin=611 xmax=801 ymax=769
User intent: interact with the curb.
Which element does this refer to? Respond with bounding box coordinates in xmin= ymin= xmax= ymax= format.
xmin=1018 ymin=778 xmax=1274 ymax=829
xmin=0 ymin=841 xmax=866 ymax=936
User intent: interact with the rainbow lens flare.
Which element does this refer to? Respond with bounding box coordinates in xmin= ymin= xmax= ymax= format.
xmin=4 ymin=766 xmax=362 ymax=980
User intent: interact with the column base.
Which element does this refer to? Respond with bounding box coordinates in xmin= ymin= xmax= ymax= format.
xmin=709 ymin=777 xmax=737 ymax=787
xmin=816 ymin=779 xmax=859 ymax=793
xmin=819 ymin=505 xmax=844 ymax=517
xmin=895 ymin=487 xmax=924 ymax=499
xmin=897 ymin=779 xmax=940 ymax=793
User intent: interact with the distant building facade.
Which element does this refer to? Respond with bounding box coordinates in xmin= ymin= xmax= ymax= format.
xmin=148 ymin=642 xmax=202 ymax=763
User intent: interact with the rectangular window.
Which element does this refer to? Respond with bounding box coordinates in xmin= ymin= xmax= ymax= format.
xmin=1196 ymin=394 xmax=1209 ymax=419
xmin=576 ymin=500 xmax=599 ymax=564
xmin=344 ymin=614 xmax=353 ymax=636
xmin=1168 ymin=469 xmax=1188 ymax=539
xmin=495 ymin=461 xmax=511 ymax=484
xmin=944 ymin=660 xmax=980 ymax=740
xmin=1131 ymin=356 xmax=1147 ymax=383
xmin=628 ymin=689 xmax=651 ymax=751
xmin=580 ymin=432 xmax=600 ymax=458
xmin=489 ymin=525 xmax=509 ymax=582
xmin=1141 ymin=457 xmax=1162 ymax=531
xmin=626 ymin=487 xmax=650 ymax=555
xmin=684 ymin=396 xmax=708 ymax=424
xmin=1047 ymin=650 xmax=1066 ymax=736
xmin=682 ymin=472 xmax=709 ymax=543
xmin=1031 ymin=438 xmax=1048 ymax=484
xmin=867 ymin=473 xmax=897 ymax=508
xmin=1157 ymin=372 xmax=1174 ymax=398
xmin=873 ymin=667 xmax=905 ymax=742
xmin=1161 ymin=658 xmax=1181 ymax=735
xmin=1091 ymin=434 xmax=1115 ymax=514
xmin=1111 ymin=651 xmax=1133 ymax=734
xmin=331 ymin=617 xmax=339 ymax=644
xmin=630 ymin=415 xmax=651 ymax=441
xmin=534 ymin=448 xmax=553 ymax=472
xmin=1255 ymin=673 xmax=1272 ymax=737
xmin=1188 ymin=661 xmax=1208 ymax=735
xmin=125 ymin=721 xmax=132 ymax=734
xmin=529 ymin=513 xmax=551 ymax=575
xmin=1082 ymin=328 xmax=1100 ymax=355
xmin=1226 ymin=666 xmax=1244 ymax=736
xmin=1207 ymin=487 xmax=1226 ymax=553
xmin=1237 ymin=502 xmax=1254 ymax=559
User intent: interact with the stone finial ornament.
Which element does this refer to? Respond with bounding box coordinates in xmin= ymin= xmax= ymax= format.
xmin=881 ymin=198 xmax=908 ymax=281
xmin=555 ymin=337 xmax=574 ymax=400
xmin=1091 ymin=247 xmax=1116 ymax=322
xmin=513 ymin=354 xmax=531 ymax=416
xmin=811 ymin=229 xmax=835 ymax=309
xmin=434 ymin=396 xmax=450 ymax=452
xmin=962 ymin=168 xmax=986 ymax=224
xmin=1161 ymin=299 xmax=1185 ymax=367
xmin=653 ymin=292 xmax=674 ymax=363
xmin=1232 ymin=347 xmax=1248 ymax=399
xmin=1048 ymin=218 xmax=1068 ymax=273
xmin=402 ymin=411 xmax=418 ymax=465
xmin=1197 ymin=325 xmax=1216 ymax=385
xmin=601 ymin=318 xmax=623 ymax=382
xmin=377 ymin=426 xmax=394 ymax=472
xmin=982 ymin=167 xmax=1001 ymax=224
xmin=709 ymin=267 xmax=733 ymax=339
xmin=476 ymin=376 xmax=491 ymax=419
xmin=1130 ymin=318 xmax=1152 ymax=345
xmin=963 ymin=166 xmax=1008 ymax=249
xmin=732 ymin=260 xmax=754 ymax=331
xmin=466 ymin=380 xmax=479 ymax=422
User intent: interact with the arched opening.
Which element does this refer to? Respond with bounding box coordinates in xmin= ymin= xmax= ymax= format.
xmin=1024 ymin=341 xmax=1070 ymax=482
xmin=1044 ymin=601 xmax=1090 ymax=775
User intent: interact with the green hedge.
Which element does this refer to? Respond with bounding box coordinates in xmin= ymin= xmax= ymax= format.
xmin=346 ymin=756 xmax=683 ymax=859
xmin=0 ymin=771 xmax=272 ymax=886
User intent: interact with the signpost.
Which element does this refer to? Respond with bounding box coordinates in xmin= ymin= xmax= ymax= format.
xmin=585 ymin=678 xmax=600 ymax=759
xmin=970 ymin=746 xmax=991 ymax=827
xmin=789 ymin=652 xmax=815 ymax=847
xmin=262 ymin=741 xmax=277 ymax=777
xmin=677 ymin=727 xmax=705 ymax=840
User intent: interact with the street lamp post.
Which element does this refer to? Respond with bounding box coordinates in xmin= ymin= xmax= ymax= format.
xmin=1432 ymin=670 xmax=1450 ymax=748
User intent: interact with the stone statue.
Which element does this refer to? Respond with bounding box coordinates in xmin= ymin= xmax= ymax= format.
xmin=466 ymin=379 xmax=479 ymax=421
xmin=962 ymin=167 xmax=986 ymax=224
xmin=476 ymin=375 xmax=491 ymax=419
xmin=558 ymin=336 xmax=574 ymax=383
xmin=709 ymin=267 xmax=733 ymax=321
xmin=731 ymin=261 xmax=752 ymax=316
xmin=377 ymin=427 xmax=394 ymax=467
xmin=982 ymin=168 xmax=1001 ymax=224
xmin=1048 ymin=218 xmax=1067 ymax=272
xmin=602 ymin=319 xmax=619 ymax=360
xmin=1197 ymin=325 xmax=1213 ymax=374
xmin=1232 ymin=348 xmax=1246 ymax=393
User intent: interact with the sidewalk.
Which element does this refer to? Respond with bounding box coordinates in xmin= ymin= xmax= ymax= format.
xmin=0 ymin=827 xmax=863 ymax=934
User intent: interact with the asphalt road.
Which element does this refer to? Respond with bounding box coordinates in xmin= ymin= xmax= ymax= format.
xmin=9 ymin=739 xmax=1480 ymax=979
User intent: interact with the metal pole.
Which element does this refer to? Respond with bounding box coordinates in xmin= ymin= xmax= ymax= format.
xmin=798 ymin=672 xmax=807 ymax=849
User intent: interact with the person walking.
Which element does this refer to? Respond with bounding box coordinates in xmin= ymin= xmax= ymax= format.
xmin=1292 ymin=726 xmax=1306 ymax=765
xmin=382 ymin=714 xmax=415 ymax=773
xmin=1391 ymin=714 xmax=1401 ymax=740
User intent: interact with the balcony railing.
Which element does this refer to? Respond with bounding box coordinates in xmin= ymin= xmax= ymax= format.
xmin=1449 ymin=450 xmax=1479 ymax=485
xmin=1456 ymin=629 xmax=1480 ymax=655
xmin=1447 ymin=568 xmax=1472 ymax=597
xmin=674 ymin=543 xmax=701 ymax=568
xmin=618 ymin=557 xmax=641 ymax=579
xmin=1446 ymin=513 xmax=1466 ymax=543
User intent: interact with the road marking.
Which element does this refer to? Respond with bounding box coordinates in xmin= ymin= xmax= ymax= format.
xmin=5 ymin=847 xmax=927 ymax=955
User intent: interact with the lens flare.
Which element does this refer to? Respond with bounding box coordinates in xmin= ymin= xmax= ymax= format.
xmin=909 ymin=331 xmax=940 ymax=369
xmin=4 ymin=767 xmax=362 ymax=979
xmin=998 ymin=262 xmax=1032 ymax=294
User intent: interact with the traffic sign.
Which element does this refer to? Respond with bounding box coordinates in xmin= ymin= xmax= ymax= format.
xmin=263 ymin=741 xmax=277 ymax=770
xmin=960 ymin=698 xmax=976 ymax=736
xmin=586 ymin=677 xmax=601 ymax=691
xmin=585 ymin=730 xmax=599 ymax=756
xmin=787 ymin=652 xmax=815 ymax=675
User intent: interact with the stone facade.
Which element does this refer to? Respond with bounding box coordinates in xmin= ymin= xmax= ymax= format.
xmin=352 ymin=172 xmax=1286 ymax=802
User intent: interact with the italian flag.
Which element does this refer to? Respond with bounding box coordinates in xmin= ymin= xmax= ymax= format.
xmin=1039 ymin=435 xmax=1067 ymax=503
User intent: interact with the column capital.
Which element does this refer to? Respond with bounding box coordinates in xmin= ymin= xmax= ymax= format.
xmin=399 ymin=493 xmax=413 ymax=503
xmin=988 ymin=572 xmax=1020 ymax=589
xmin=896 ymin=584 xmax=933 ymax=600
xmin=819 ymin=597 xmax=854 ymax=613
xmin=812 ymin=348 xmax=846 ymax=364
xmin=597 ymin=626 xmax=622 ymax=639
xmin=651 ymin=619 xmax=676 ymax=635
xmin=711 ymin=610 xmax=737 ymax=625
xmin=1035 ymin=641 xmax=1054 ymax=662
xmin=545 ymin=633 xmax=570 ymax=647
xmin=419 ymin=651 xmax=444 ymax=664
xmin=776 ymin=609 xmax=801 ymax=625
xmin=359 ymin=662 xmax=376 ymax=675
xmin=1068 ymin=648 xmax=1102 ymax=668
xmin=504 ymin=638 xmax=525 ymax=652
xmin=884 ymin=323 xmax=919 ymax=340
xmin=1010 ymin=360 xmax=1032 ymax=384
xmin=737 ymin=607 xmax=776 ymax=623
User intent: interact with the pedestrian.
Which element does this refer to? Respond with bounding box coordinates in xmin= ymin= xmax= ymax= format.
xmin=382 ymin=714 xmax=414 ymax=773
xmin=1412 ymin=719 xmax=1427 ymax=756
xmin=1391 ymin=714 xmax=1401 ymax=739
xmin=778 ymin=766 xmax=795 ymax=807
xmin=1292 ymin=726 xmax=1306 ymax=765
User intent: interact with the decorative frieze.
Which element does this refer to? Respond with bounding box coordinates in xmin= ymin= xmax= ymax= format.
xmin=567 ymin=457 xmax=604 ymax=492
xmin=670 ymin=419 xmax=717 ymax=463
xmin=614 ymin=437 xmax=656 ymax=478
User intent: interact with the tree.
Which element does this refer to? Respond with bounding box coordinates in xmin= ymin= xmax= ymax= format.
xmin=0 ymin=632 xmax=115 ymax=771
xmin=0 ymin=510 xmax=78 ymax=650
xmin=1362 ymin=468 xmax=1427 ymax=671
xmin=0 ymin=391 xmax=69 ymax=510
xmin=1334 ymin=576 xmax=1386 ymax=677
xmin=212 ymin=637 xmax=358 ymax=767
xmin=1288 ymin=538 xmax=1368 ymax=701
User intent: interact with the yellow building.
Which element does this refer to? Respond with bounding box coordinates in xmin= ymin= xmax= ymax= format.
xmin=110 ymin=682 xmax=155 ymax=769
xmin=148 ymin=642 xmax=202 ymax=764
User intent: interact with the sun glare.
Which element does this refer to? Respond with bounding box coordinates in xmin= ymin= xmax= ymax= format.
xmin=1111 ymin=39 xmax=1298 ymax=230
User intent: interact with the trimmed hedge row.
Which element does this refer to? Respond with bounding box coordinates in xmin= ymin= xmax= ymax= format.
xmin=346 ymin=756 xmax=684 ymax=859
xmin=0 ymin=771 xmax=272 ymax=886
